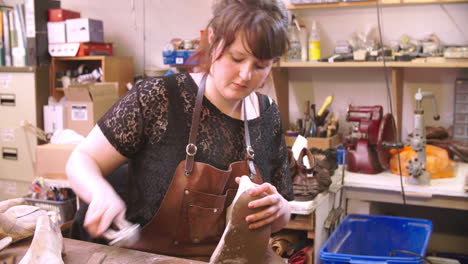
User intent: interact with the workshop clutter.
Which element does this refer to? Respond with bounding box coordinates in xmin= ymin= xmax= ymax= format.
xmin=25 ymin=178 xmax=76 ymax=224
xmin=284 ymin=13 xmax=468 ymax=63
xmin=286 ymin=96 xmax=340 ymax=150
xmin=47 ymin=8 xmax=113 ymax=57
xmin=163 ymin=37 xmax=200 ymax=65
xmin=269 ymin=229 xmax=313 ymax=263
xmin=42 ymin=81 xmax=119 ymax=137
xmin=320 ymin=214 xmax=433 ymax=264
xmin=289 ymin=147 xmax=336 ymax=201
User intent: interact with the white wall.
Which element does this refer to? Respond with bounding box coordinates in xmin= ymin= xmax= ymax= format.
xmin=59 ymin=0 xmax=468 ymax=138
xmin=61 ymin=0 xmax=212 ymax=74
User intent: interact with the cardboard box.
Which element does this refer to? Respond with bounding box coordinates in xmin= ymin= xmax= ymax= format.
xmin=66 ymin=18 xmax=104 ymax=43
xmin=285 ymin=134 xmax=341 ymax=150
xmin=48 ymin=42 xmax=113 ymax=57
xmin=43 ymin=104 xmax=66 ymax=134
xmin=47 ymin=22 xmax=66 ymax=43
xmin=64 ymin=82 xmax=119 ymax=136
xmin=48 ymin=8 xmax=81 ymax=22
xmin=36 ymin=143 xmax=76 ymax=179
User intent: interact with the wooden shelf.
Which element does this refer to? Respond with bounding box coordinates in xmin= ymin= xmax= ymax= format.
xmin=286 ymin=0 xmax=468 ymax=10
xmin=272 ymin=59 xmax=468 ymax=141
xmin=278 ymin=60 xmax=468 ymax=68
xmin=51 ymin=56 xmax=111 ymax=61
xmin=50 ymin=56 xmax=134 ymax=100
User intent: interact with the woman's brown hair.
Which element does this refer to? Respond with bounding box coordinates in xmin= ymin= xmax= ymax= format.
xmin=189 ymin=0 xmax=290 ymax=72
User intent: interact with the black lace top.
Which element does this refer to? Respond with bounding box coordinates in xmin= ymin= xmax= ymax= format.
xmin=98 ymin=73 xmax=293 ymax=225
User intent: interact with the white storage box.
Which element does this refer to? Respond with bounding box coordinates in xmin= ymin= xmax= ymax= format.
xmin=66 ymin=18 xmax=104 ymax=43
xmin=47 ymin=22 xmax=66 ymax=43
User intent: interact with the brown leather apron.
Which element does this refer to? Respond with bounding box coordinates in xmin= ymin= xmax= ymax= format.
xmin=128 ymin=74 xmax=263 ymax=258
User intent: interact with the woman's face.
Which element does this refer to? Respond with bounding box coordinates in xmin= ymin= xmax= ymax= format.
xmin=210 ymin=34 xmax=274 ymax=103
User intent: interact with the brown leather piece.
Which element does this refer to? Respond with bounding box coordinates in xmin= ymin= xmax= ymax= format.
xmin=209 ymin=186 xmax=284 ymax=264
xmin=210 ymin=191 xmax=269 ymax=263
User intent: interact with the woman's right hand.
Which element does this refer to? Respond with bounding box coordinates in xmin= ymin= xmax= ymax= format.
xmin=83 ymin=186 xmax=127 ymax=238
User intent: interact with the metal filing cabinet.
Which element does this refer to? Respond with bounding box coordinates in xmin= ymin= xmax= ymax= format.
xmin=0 ymin=66 xmax=48 ymax=200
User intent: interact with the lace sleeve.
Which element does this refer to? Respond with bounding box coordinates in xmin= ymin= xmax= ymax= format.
xmin=97 ymin=77 xmax=169 ymax=158
xmin=269 ymin=105 xmax=294 ymax=201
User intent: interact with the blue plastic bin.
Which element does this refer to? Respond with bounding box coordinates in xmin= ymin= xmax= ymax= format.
xmin=320 ymin=214 xmax=432 ymax=264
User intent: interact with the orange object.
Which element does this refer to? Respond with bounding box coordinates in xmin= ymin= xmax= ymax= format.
xmin=389 ymin=145 xmax=454 ymax=179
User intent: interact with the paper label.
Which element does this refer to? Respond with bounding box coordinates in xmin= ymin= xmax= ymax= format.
xmin=0 ymin=74 xmax=12 ymax=89
xmin=71 ymin=105 xmax=88 ymax=121
xmin=1 ymin=128 xmax=15 ymax=142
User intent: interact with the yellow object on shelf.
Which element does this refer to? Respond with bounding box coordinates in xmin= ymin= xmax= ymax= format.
xmin=389 ymin=145 xmax=454 ymax=179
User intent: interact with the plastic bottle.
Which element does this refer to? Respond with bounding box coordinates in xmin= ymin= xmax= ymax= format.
xmin=299 ymin=25 xmax=308 ymax=62
xmin=287 ymin=24 xmax=301 ymax=61
xmin=286 ymin=15 xmax=302 ymax=62
xmin=308 ymin=21 xmax=321 ymax=61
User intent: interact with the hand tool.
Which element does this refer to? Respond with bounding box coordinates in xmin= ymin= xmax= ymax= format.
xmin=317 ymin=95 xmax=334 ymax=117
xmin=103 ymin=219 xmax=141 ymax=247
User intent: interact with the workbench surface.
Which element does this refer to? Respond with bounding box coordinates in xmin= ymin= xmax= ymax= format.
xmin=344 ymin=162 xmax=468 ymax=210
xmin=0 ymin=238 xmax=206 ymax=264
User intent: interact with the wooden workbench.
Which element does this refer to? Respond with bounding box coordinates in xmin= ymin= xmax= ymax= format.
xmin=0 ymin=238 xmax=206 ymax=264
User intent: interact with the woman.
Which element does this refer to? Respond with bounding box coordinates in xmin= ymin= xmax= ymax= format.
xmin=66 ymin=0 xmax=293 ymax=260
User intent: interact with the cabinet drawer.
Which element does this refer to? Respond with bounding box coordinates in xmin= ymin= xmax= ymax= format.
xmin=0 ymin=72 xmax=37 ymax=127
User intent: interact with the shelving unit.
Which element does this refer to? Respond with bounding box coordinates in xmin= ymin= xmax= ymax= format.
xmin=285 ymin=0 xmax=468 ymax=10
xmin=273 ymin=60 xmax=468 ymax=139
xmin=50 ymin=56 xmax=134 ymax=100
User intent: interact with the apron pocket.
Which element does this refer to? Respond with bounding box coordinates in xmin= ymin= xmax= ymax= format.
xmin=188 ymin=204 xmax=224 ymax=243
xmin=175 ymin=189 xmax=227 ymax=244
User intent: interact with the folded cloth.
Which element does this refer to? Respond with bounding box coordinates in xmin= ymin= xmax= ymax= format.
xmin=0 ymin=198 xmax=48 ymax=243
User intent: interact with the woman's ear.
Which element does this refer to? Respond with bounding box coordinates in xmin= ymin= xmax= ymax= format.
xmin=207 ymin=27 xmax=215 ymax=45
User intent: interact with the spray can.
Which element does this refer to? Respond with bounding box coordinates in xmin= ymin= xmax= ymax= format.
xmin=308 ymin=21 xmax=321 ymax=61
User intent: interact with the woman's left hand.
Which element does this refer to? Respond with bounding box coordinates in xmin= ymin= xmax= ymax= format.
xmin=235 ymin=177 xmax=291 ymax=232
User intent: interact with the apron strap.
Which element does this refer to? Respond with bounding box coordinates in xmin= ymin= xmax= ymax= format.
xmin=185 ymin=74 xmax=207 ymax=175
xmin=243 ymin=98 xmax=256 ymax=179
xmin=184 ymin=74 xmax=257 ymax=178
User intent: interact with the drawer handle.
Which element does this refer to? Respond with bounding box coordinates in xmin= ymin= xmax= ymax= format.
xmin=2 ymin=147 xmax=18 ymax=160
xmin=0 ymin=94 xmax=15 ymax=106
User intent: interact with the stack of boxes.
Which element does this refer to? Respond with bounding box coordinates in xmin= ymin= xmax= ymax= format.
xmin=47 ymin=8 xmax=113 ymax=57
xmin=453 ymin=79 xmax=468 ymax=142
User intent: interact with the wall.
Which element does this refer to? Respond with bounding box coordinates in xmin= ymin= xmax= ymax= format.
xmin=61 ymin=0 xmax=212 ymax=75
xmin=59 ymin=0 xmax=468 ymax=138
